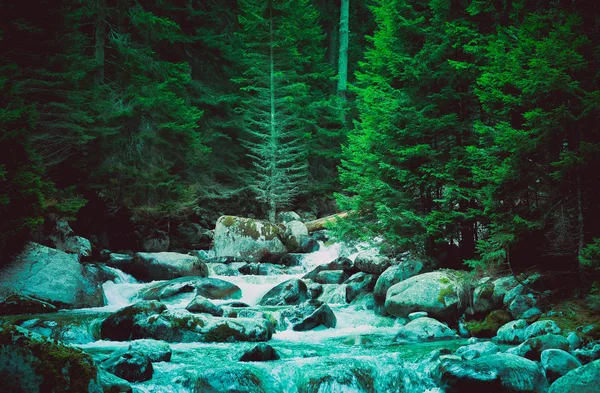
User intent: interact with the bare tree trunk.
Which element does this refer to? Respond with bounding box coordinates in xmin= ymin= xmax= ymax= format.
xmin=305 ymin=212 xmax=349 ymax=232
xmin=94 ymin=0 xmax=106 ymax=85
xmin=337 ymin=0 xmax=349 ymax=123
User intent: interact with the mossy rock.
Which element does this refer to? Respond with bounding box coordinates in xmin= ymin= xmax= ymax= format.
xmin=466 ymin=309 xmax=512 ymax=338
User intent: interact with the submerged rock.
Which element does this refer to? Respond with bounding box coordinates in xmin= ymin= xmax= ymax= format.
xmin=100 ymin=349 xmax=153 ymax=383
xmin=549 ymin=358 xmax=600 ymax=393
xmin=139 ymin=276 xmax=241 ymax=301
xmin=297 ymin=361 xmax=373 ymax=393
xmin=101 ymin=300 xmax=167 ymax=341
xmin=194 ymin=368 xmax=266 ymax=393
xmin=394 ymin=317 xmax=457 ymax=342
xmin=541 ymin=349 xmax=582 ymax=383
xmin=131 ymin=252 xmax=208 ymax=281
xmin=279 ymin=300 xmax=337 ymax=331
xmin=0 ymin=294 xmax=57 ymax=315
xmin=128 ymin=339 xmax=172 ymax=362
xmin=239 ymin=343 xmax=280 ymax=362
xmin=258 ymin=278 xmax=308 ymax=306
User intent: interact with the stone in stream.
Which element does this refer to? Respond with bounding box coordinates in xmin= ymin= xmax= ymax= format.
xmin=438 ymin=353 xmax=548 ymax=393
xmin=280 ymin=220 xmax=309 ymax=252
xmin=106 ymin=253 xmax=135 ymax=271
xmin=302 ymin=257 xmax=355 ymax=281
xmin=541 ymin=349 xmax=582 ymax=383
xmin=100 ymin=349 xmax=153 ymax=383
xmin=278 ymin=300 xmax=337 ymax=331
xmin=194 ymin=368 xmax=266 ymax=393
xmin=278 ymin=253 xmax=305 ymax=267
xmin=213 ymin=215 xmax=287 ymax=262
xmin=524 ymin=319 xmax=561 ymax=339
xmin=408 ymin=311 xmax=428 ymax=320
xmin=314 ymin=270 xmax=348 ymax=284
xmin=0 ymin=294 xmax=58 ymax=315
xmin=186 ymin=295 xmax=224 ymax=317
xmin=0 ymin=325 xmax=102 ymax=393
xmin=131 ymin=309 xmax=273 ymax=343
xmin=307 ymin=283 xmax=323 ymax=299
xmin=393 ymin=317 xmax=457 ymax=342
xmin=238 ymin=263 xmax=285 ymax=276
xmin=353 ymin=252 xmax=391 ymax=275
xmin=507 ymin=333 xmax=570 ymax=360
xmin=205 ymin=256 xmax=248 ymax=264
xmin=0 ymin=242 xmax=105 ymax=309
xmin=128 ymin=339 xmax=172 ymax=362
xmin=98 ymin=369 xmax=132 ymax=393
xmin=258 ymin=278 xmax=308 ymax=306
xmin=384 ymin=270 xmax=468 ymax=322
xmin=139 ymin=276 xmax=242 ymax=301
xmin=344 ymin=272 xmax=376 ymax=303
xmin=455 ymin=341 xmax=499 ymax=360
xmin=239 ymin=343 xmax=280 ymax=362
xmin=101 ymin=300 xmax=167 ymax=341
xmin=296 ymin=361 xmax=373 ymax=393
xmin=373 ymin=259 xmax=423 ymax=303
xmin=549 ymin=358 xmax=600 ymax=393
xmin=130 ymin=252 xmax=208 ymax=281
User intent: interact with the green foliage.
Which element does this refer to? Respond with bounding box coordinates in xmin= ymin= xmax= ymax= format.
xmin=580 ymin=239 xmax=600 ymax=272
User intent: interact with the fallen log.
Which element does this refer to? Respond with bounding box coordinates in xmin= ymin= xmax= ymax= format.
xmin=305 ymin=212 xmax=349 ymax=232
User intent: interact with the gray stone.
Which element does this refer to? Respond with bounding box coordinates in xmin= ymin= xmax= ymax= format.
xmin=62 ymin=236 xmax=93 ymax=257
xmin=100 ymin=349 xmax=153 ymax=383
xmin=139 ymin=277 xmax=241 ymax=301
xmin=512 ymin=334 xmax=570 ymax=360
xmin=509 ymin=293 xmax=537 ymax=319
xmin=281 ymin=220 xmax=309 ymax=252
xmin=541 ymin=349 xmax=582 ymax=383
xmin=354 ymin=252 xmax=391 ymax=275
xmin=258 ymin=278 xmax=308 ymax=306
xmin=213 ymin=216 xmax=287 ymax=262
xmin=0 ymin=294 xmax=57 ymax=315
xmin=98 ymin=369 xmax=132 ymax=393
xmin=373 ymin=260 xmax=423 ymax=302
xmin=503 ymin=284 xmax=525 ymax=308
xmin=472 ymin=280 xmax=499 ymax=314
xmin=522 ymin=307 xmax=542 ymax=322
xmin=408 ymin=311 xmax=428 ymax=320
xmin=239 ymin=343 xmax=280 ymax=362
xmin=0 ymin=242 xmax=104 ymax=309
xmin=128 ymin=339 xmax=171 ymax=362
xmin=279 ymin=300 xmax=337 ymax=331
xmin=496 ymin=319 xmax=528 ymax=344
xmin=455 ymin=341 xmax=499 ymax=360
xmin=394 ymin=317 xmax=457 ymax=342
xmin=567 ymin=332 xmax=582 ymax=351
xmin=302 ymin=257 xmax=354 ymax=281
xmin=314 ymin=270 xmax=348 ymax=284
xmin=131 ymin=252 xmax=208 ymax=281
xmin=101 ymin=300 xmax=167 ymax=341
xmin=186 ymin=295 xmax=224 ymax=317
xmin=344 ymin=272 xmax=376 ymax=303
xmin=549 ymin=358 xmax=600 ymax=393
xmin=525 ymin=320 xmax=561 ymax=340
xmin=277 ymin=211 xmax=301 ymax=223
xmin=106 ymin=253 xmax=134 ymax=271
xmin=492 ymin=276 xmax=519 ymax=305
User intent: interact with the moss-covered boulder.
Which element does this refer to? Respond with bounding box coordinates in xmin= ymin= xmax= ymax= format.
xmin=0 ymin=324 xmax=101 ymax=393
xmin=139 ymin=276 xmax=241 ymax=301
xmin=213 ymin=216 xmax=287 ymax=262
xmin=541 ymin=349 xmax=582 ymax=383
xmin=0 ymin=294 xmax=57 ymax=316
xmin=496 ymin=319 xmax=529 ymax=344
xmin=100 ymin=300 xmax=167 ymax=341
xmin=384 ymin=271 xmax=468 ymax=322
xmin=465 ymin=310 xmax=513 ymax=338
xmin=549 ymin=358 xmax=600 ymax=393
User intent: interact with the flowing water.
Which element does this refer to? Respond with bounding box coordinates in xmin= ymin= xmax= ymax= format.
xmin=27 ymin=242 xmax=467 ymax=392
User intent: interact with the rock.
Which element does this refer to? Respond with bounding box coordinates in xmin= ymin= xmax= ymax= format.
xmin=472 ymin=279 xmax=499 ymax=315
xmin=408 ymin=311 xmax=428 ymax=320
xmin=549 ymin=358 xmax=600 ymax=393
xmin=173 ymin=223 xmax=213 ymax=250
xmin=106 ymin=253 xmax=135 ymax=271
xmin=131 ymin=252 xmax=208 ymax=281
xmin=98 ymin=369 xmax=132 ymax=393
xmin=277 ymin=211 xmax=302 ymax=223
xmin=439 ymin=353 xmax=548 ymax=393
xmin=0 ymin=294 xmax=58 ymax=315
xmin=541 ymin=349 xmax=582 ymax=383
xmin=141 ymin=229 xmax=170 ymax=252
xmin=503 ymin=284 xmax=525 ymax=308
xmin=394 ymin=317 xmax=457 ymax=342
xmin=297 ymin=361 xmax=373 ymax=393
xmin=213 ymin=216 xmax=287 ymax=262
xmin=239 ymin=343 xmax=280 ymax=362
xmin=0 ymin=242 xmax=104 ymax=309
xmin=373 ymin=260 xmax=423 ymax=302
xmin=139 ymin=277 xmax=241 ymax=301
xmin=100 ymin=349 xmax=153 ymax=383
xmin=522 ymin=307 xmax=542 ymax=323
xmin=511 ymin=334 xmax=570 ymax=360
xmin=278 ymin=253 xmax=305 ymax=267
xmin=258 ymin=278 xmax=308 ymax=306
xmin=205 ymin=256 xmax=247 ymax=264
xmin=279 ymin=300 xmax=337 ymax=331
xmin=0 ymin=325 xmax=102 ymax=393
xmin=131 ymin=309 xmax=273 ymax=343
xmin=281 ymin=220 xmax=309 ymax=252
xmin=344 ymin=272 xmax=376 ymax=303
xmin=455 ymin=341 xmax=499 ymax=360
xmin=307 ymin=283 xmax=323 ymax=299
xmin=492 ymin=276 xmax=519 ymax=304
xmin=194 ymin=368 xmax=266 ymax=393
xmin=574 ymin=344 xmax=600 ymax=364
xmin=311 ymin=230 xmax=328 ymax=242
xmin=354 ymin=252 xmax=391 ymax=275
xmin=314 ymin=270 xmax=348 ymax=284
xmin=509 ymin=294 xmax=538 ymax=319
xmin=238 ymin=262 xmax=285 ymax=276
xmin=209 ymin=263 xmax=242 ymax=276
xmin=101 ymin=300 xmax=167 ymax=341
xmin=17 ymin=314 xmax=98 ymax=345
xmin=303 ymin=257 xmax=355 ymax=281
xmin=128 ymin=339 xmax=172 ymax=362
xmin=567 ymin=332 xmax=582 ymax=350
xmin=186 ymin=295 xmax=223 ymax=317
xmin=496 ymin=319 xmax=529 ymax=344
xmin=384 ymin=271 xmax=466 ymax=322
xmin=465 ymin=309 xmax=513 ymax=338
xmin=297 ymin=236 xmax=320 ymax=253
xmin=525 ymin=320 xmax=561 ymax=340
xmin=62 ymin=236 xmax=93 ymax=257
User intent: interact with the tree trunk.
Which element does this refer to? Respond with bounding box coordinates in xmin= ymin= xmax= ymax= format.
xmin=337 ymin=0 xmax=349 ymax=122
xmin=305 ymin=212 xmax=348 ymax=232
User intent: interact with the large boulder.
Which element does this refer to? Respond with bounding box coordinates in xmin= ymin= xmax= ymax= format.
xmin=509 ymin=334 xmax=570 ymax=360
xmin=394 ymin=317 xmax=457 ymax=342
xmin=280 ymin=220 xmax=309 ymax=252
xmin=239 ymin=343 xmax=280 ymax=362
xmin=525 ymin=320 xmax=561 ymax=339
xmin=384 ymin=271 xmax=466 ymax=322
xmin=472 ymin=278 xmax=500 ymax=315
xmin=509 ymin=294 xmax=538 ymax=320
xmin=373 ymin=259 xmax=423 ymax=302
xmin=345 ymin=272 xmax=376 ymax=303
xmin=314 ymin=270 xmax=348 ymax=284
xmin=354 ymin=252 xmax=391 ymax=275
xmin=541 ymin=349 xmax=582 ymax=383
xmin=0 ymin=325 xmax=102 ymax=393
xmin=278 ymin=300 xmax=336 ymax=331
xmin=139 ymin=277 xmax=241 ymax=301
xmin=0 ymin=242 xmax=104 ymax=309
xmin=213 ymin=216 xmax=287 ymax=262
xmin=496 ymin=319 xmax=529 ymax=344
xmin=130 ymin=252 xmax=208 ymax=281
xmin=0 ymin=294 xmax=57 ymax=315
xmin=258 ymin=278 xmax=308 ymax=306
xmin=100 ymin=300 xmax=167 ymax=341
xmin=439 ymin=353 xmax=548 ymax=393
xmin=100 ymin=349 xmax=153 ymax=383
xmin=186 ymin=295 xmax=224 ymax=317
xmin=98 ymin=369 xmax=132 ymax=393
xmin=128 ymin=339 xmax=172 ymax=362
xmin=455 ymin=341 xmax=499 ymax=360
xmin=303 ymin=257 xmax=355 ymax=281
xmin=131 ymin=309 xmax=273 ymax=343
xmin=549 ymin=358 xmax=600 ymax=393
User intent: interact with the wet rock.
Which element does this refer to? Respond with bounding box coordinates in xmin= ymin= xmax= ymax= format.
xmin=524 ymin=320 xmax=561 ymax=340
xmin=0 ymin=294 xmax=57 ymax=315
xmin=439 ymin=353 xmax=548 ymax=393
xmin=303 ymin=257 xmax=355 ymax=281
xmin=384 ymin=271 xmax=467 ymax=322
xmin=472 ymin=278 xmax=499 ymax=315
xmin=522 ymin=307 xmax=542 ymax=323
xmin=0 ymin=325 xmax=102 ymax=393
xmin=205 ymin=256 xmax=247 ymax=264
xmin=0 ymin=242 xmax=104 ymax=309
xmin=131 ymin=309 xmax=273 ymax=343
xmin=314 ymin=270 xmax=348 ymax=284
xmin=98 ymin=369 xmax=132 ymax=393
xmin=106 ymin=253 xmax=135 ymax=271
xmin=465 ymin=310 xmax=513 ymax=339
xmin=101 ymin=349 xmax=153 ymax=383
xmin=139 ymin=277 xmax=241 ymax=301
xmin=408 ymin=311 xmax=428 ymax=320
xmin=344 ymin=272 xmax=376 ymax=303
xmin=541 ymin=349 xmax=582 ymax=383
xmin=297 ymin=361 xmax=373 ymax=393
xmin=277 ymin=211 xmax=302 ymax=223
xmin=186 ymin=295 xmax=223 ymax=317
xmin=307 ymin=283 xmax=323 ymax=299
xmin=101 ymin=300 xmax=167 ymax=341
xmin=62 ymin=236 xmax=93 ymax=257
xmin=311 ymin=230 xmax=328 ymax=242
xmin=549 ymin=358 xmax=600 ymax=393
xmin=510 ymin=333 xmax=570 ymax=360
xmin=239 ymin=343 xmax=280 ymax=362
xmin=373 ymin=260 xmax=423 ymax=302
xmin=492 ymin=276 xmax=519 ymax=305
xmin=238 ymin=263 xmax=285 ymax=276
xmin=278 ymin=253 xmax=305 ymax=267
xmin=17 ymin=315 xmax=98 ymax=345
xmin=354 ymin=252 xmax=391 ymax=275
xmin=213 ymin=216 xmax=287 ymax=262
xmin=209 ymin=263 xmax=241 ymax=276
xmin=131 ymin=252 xmax=208 ymax=281
xmin=279 ymin=300 xmax=337 ymax=331
xmin=297 ymin=236 xmax=320 ymax=253
xmin=128 ymin=339 xmax=172 ymax=362
xmin=281 ymin=220 xmax=309 ymax=252
xmin=496 ymin=319 xmax=528 ymax=344
xmin=194 ymin=368 xmax=266 ymax=393
xmin=567 ymin=332 xmax=582 ymax=350
xmin=258 ymin=278 xmax=308 ymax=306
xmin=394 ymin=317 xmax=457 ymax=342
xmin=455 ymin=341 xmax=499 ymax=360
xmin=509 ymin=294 xmax=537 ymax=319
